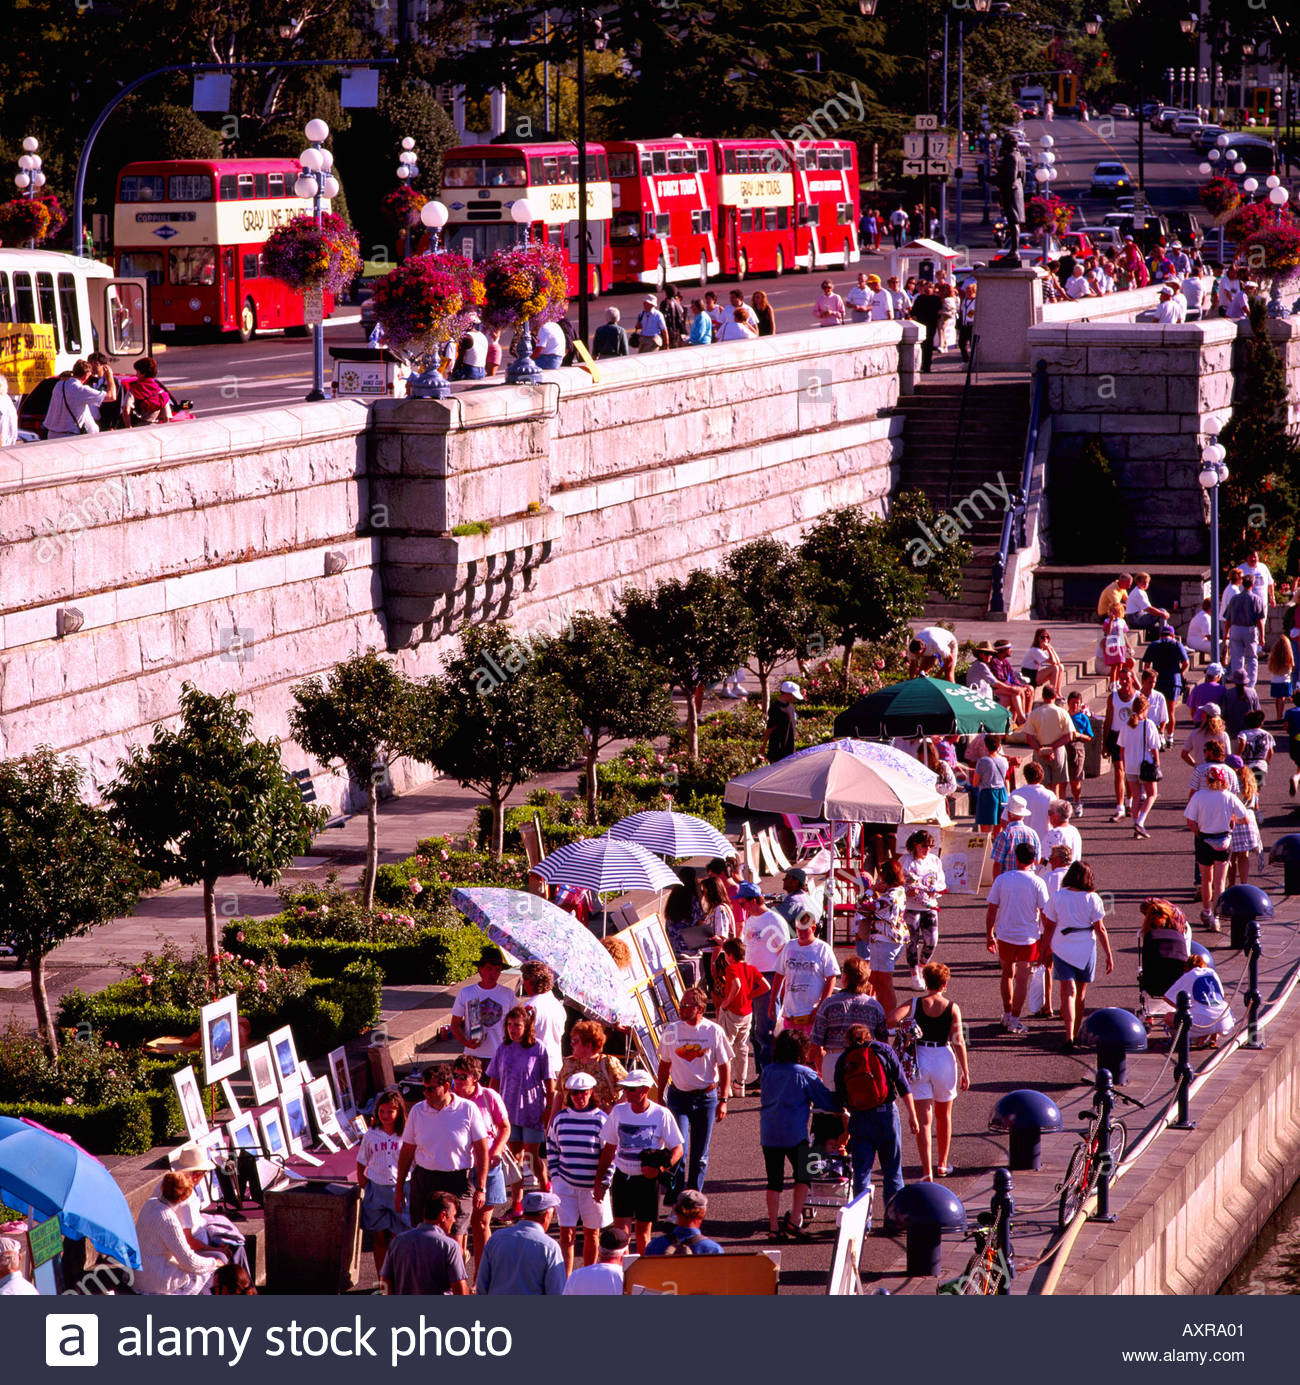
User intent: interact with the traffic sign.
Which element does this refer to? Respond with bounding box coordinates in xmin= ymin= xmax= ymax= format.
xmin=903 ymin=159 xmax=926 ymax=176
xmin=903 ymin=133 xmax=926 ymax=158
xmin=926 ymin=159 xmax=953 ymax=175
xmin=915 ymin=114 xmax=939 ymax=131
xmin=926 ymin=134 xmax=950 ymax=159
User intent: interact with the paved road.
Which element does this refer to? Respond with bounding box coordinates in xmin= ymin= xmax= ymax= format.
xmin=148 ymin=114 xmax=1221 ymax=420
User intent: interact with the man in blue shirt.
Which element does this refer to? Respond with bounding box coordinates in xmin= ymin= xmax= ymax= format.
xmin=634 ymin=296 xmax=668 ymax=353
xmin=643 ymin=1190 xmax=723 ymax=1256
xmin=476 ymin=1190 xmax=566 ymax=1295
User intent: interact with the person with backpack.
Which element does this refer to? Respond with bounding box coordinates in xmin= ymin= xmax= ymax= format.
xmin=660 ymin=285 xmax=688 ymax=348
xmin=642 ymin=1190 xmax=723 ymax=1256
xmin=833 ymin=1023 xmax=919 ymax=1213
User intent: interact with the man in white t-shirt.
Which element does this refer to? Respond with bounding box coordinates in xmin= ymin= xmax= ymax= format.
xmin=1007 ymin=771 xmax=1054 ymax=853
xmin=1138 ymin=666 xmax=1171 ymax=743
xmin=908 ymin=624 xmax=958 ymax=680
xmin=395 ymin=1063 xmax=491 ymax=1251
xmin=1154 ymin=284 xmax=1179 ymax=322
xmin=450 ymin=946 xmax=518 ymax=1061
xmin=1186 ymin=598 xmax=1213 ymax=656
xmin=773 ymin=911 xmax=840 ymax=1032
xmin=592 ymin=1071 xmax=684 ymax=1252
xmin=985 ymin=841 xmax=1049 ymax=1034
xmin=845 ymin=272 xmax=873 ymax=322
xmin=520 ymin=960 xmax=566 ymax=1075
xmin=1042 ymin=799 xmax=1083 ymax=864
xmin=562 ymin=1226 xmax=628 ymax=1294
xmin=742 ymin=896 xmax=790 ymax=1073
xmin=1239 ymin=548 xmax=1274 ymax=607
xmin=655 ymin=987 xmax=733 ymax=1194
xmin=1064 ymin=264 xmax=1094 ymax=299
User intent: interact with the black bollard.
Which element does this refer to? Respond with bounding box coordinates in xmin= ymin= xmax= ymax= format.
xmin=1245 ymin=918 xmax=1264 ymax=1049
xmin=1170 ymin=991 xmax=1197 ymax=1130
xmin=1090 ymin=1068 xmax=1117 ymax=1223
xmin=991 ymin=1168 xmax=1015 ymax=1293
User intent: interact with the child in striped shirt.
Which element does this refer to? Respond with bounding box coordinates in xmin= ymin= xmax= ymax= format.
xmin=546 ymin=1073 xmax=613 ymax=1275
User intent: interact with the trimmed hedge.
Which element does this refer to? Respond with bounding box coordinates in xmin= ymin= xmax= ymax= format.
xmin=223 ymin=920 xmax=486 ymax=987
xmin=0 ymin=1094 xmax=154 ymax=1156
xmin=57 ymin=962 xmax=385 ymax=1055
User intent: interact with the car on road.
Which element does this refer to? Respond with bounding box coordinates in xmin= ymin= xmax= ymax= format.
xmin=1103 ymin=211 xmax=1171 ymax=252
xmin=1165 ymin=211 xmax=1205 ymax=251
xmin=1090 ymin=160 xmax=1133 ymax=196
xmin=1191 ymin=126 xmax=1226 ymax=152
xmin=1172 ymin=114 xmax=1204 ymax=136
xmin=1229 ymin=135 xmax=1278 ymax=172
xmin=1140 ymin=102 xmax=1162 ymax=118
xmin=1150 ymin=107 xmax=1183 ymax=131
xmin=1019 ymin=100 xmax=1041 ymax=118
xmin=1078 ymin=223 xmax=1124 ymax=254
xmin=1110 ymin=103 xmax=1133 ymax=118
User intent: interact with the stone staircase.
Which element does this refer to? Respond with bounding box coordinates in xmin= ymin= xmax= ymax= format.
xmin=893 ymin=371 xmax=1032 ymax=618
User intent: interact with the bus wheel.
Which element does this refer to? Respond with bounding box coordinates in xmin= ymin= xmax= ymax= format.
xmin=775 ymin=247 xmax=785 ymax=277
xmin=592 ymin=267 xmax=602 ymax=297
xmin=657 ymin=257 xmax=668 ymax=293
xmin=737 ymin=249 xmax=748 ymax=281
xmin=699 ymin=254 xmax=708 ymax=287
xmin=238 ymin=299 xmax=257 ymax=343
xmin=843 ymin=242 xmax=853 ymax=271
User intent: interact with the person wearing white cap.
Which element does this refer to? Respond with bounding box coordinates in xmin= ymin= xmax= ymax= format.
xmin=988 ymin=797 xmax=1042 ymax=880
xmin=766 ymin=680 xmax=803 ymax=763
xmin=634 ymin=296 xmax=668 ymax=353
xmin=1153 ymin=283 xmax=1179 ymax=323
xmin=547 ymin=1072 xmax=613 ymax=1274
xmin=0 ymin=1235 xmax=37 ymax=1295
xmin=475 ymin=1189 xmax=566 ymax=1295
xmin=592 ymin=1070 xmax=684 ymax=1252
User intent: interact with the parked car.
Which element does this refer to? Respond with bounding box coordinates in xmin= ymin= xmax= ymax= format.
xmin=1102 ymin=212 xmax=1171 ymax=252
xmin=1151 ymin=107 xmax=1185 ymax=131
xmin=1191 ymin=126 xmax=1226 ymax=153
xmin=1140 ymin=102 xmax=1162 ymax=118
xmin=1172 ymin=114 xmax=1204 ymax=136
xmin=1110 ymin=103 xmax=1133 ymax=118
xmin=1090 ymin=160 xmax=1132 ymax=196
xmin=1230 ymin=135 xmax=1277 ymax=172
xmin=1019 ymin=99 xmax=1041 ymax=118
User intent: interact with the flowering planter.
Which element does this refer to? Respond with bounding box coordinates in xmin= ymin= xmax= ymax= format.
xmin=480 ymin=242 xmax=569 ymax=331
xmin=370 ymin=252 xmax=485 ymax=372
xmin=263 ymin=211 xmax=361 ymax=296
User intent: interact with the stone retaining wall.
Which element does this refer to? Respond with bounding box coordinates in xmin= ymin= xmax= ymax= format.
xmin=0 ymin=324 xmax=915 ymax=811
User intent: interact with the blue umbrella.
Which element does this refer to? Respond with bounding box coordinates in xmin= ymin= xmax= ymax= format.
xmin=607 ymin=810 xmax=732 ymax=859
xmin=532 ymin=837 xmax=681 ymax=894
xmin=451 ymin=888 xmax=640 ymax=1027
xmin=0 ymin=1116 xmax=142 ymax=1269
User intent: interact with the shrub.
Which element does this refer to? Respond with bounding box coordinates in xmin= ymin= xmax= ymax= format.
xmin=0 ymin=1095 xmax=154 ymax=1157
xmin=0 ymin=1020 xmax=139 ymax=1107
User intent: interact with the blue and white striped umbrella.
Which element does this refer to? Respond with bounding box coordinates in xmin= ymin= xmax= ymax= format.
xmin=607 ymin=810 xmax=732 ymax=859
xmin=532 ymin=836 xmax=681 ymax=894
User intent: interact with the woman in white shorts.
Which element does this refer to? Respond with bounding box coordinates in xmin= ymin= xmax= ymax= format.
xmin=900 ymin=963 xmax=969 ymax=1181
xmin=545 ymin=1073 xmax=613 ymax=1273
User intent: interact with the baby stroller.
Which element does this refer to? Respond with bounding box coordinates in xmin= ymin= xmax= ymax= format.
xmin=1136 ymin=925 xmax=1190 ymax=1023
xmin=800 ymin=1111 xmax=854 ymax=1226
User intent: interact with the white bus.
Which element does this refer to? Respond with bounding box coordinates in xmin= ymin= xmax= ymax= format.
xmin=0 ymin=248 xmax=150 ymax=401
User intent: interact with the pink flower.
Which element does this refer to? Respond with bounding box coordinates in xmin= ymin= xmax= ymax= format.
xmin=440 ymin=849 xmax=449 ymax=861
xmin=409 ymin=880 xmax=424 ymax=896
xmin=140 ymin=973 xmax=154 ymax=987
xmin=63 ymin=1097 xmax=74 ymax=1106
xmin=296 ymin=906 xmax=307 ymax=917
xmin=257 ymin=980 xmax=267 ymax=992
xmin=281 ymin=934 xmax=291 ymax=945
xmin=235 ymin=931 xmax=245 ymax=942
xmin=106 ymin=1069 xmax=117 ymax=1079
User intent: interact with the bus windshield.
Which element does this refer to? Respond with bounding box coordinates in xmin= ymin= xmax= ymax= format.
xmin=443 ymin=157 xmax=528 ymax=188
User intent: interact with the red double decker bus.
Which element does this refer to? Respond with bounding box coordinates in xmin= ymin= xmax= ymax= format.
xmin=113 ymin=158 xmax=332 ymax=341
xmin=711 ymin=139 xmax=798 ymax=280
xmin=792 ymin=140 xmax=860 ymax=271
xmin=606 ymin=138 xmax=719 ymax=290
xmin=440 ymin=142 xmax=613 ymax=296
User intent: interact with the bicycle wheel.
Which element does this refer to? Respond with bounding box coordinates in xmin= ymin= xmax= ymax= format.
xmin=1107 ymin=1120 xmax=1128 ymax=1170
xmin=1057 ymin=1144 xmax=1088 ymax=1230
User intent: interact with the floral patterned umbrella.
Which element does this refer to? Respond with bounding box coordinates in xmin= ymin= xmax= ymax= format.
xmin=450 ymin=887 xmax=640 ymax=1028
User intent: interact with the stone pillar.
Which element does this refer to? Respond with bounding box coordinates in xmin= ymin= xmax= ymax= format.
xmin=973 ymin=267 xmax=1044 ymax=369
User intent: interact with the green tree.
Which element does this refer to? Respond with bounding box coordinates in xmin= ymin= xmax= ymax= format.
xmin=800 ymin=496 xmax=967 ymax=698
xmin=415 ymin=624 xmax=584 ymax=858
xmin=107 ymin=684 xmax=325 ymax=983
xmin=616 ymin=571 xmax=754 ymax=760
xmin=0 ymin=749 xmax=145 ymax=1057
xmin=1217 ymin=303 xmax=1300 ymax=566
xmin=539 ymin=613 xmax=679 ymax=822
xmin=288 ymin=650 xmax=424 ymax=910
xmin=724 ymin=539 xmax=821 ymax=713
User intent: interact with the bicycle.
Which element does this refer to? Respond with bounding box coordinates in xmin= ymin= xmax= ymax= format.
xmin=938 ymin=1209 xmax=1011 ymax=1295
xmin=1056 ymin=1089 xmax=1143 ymax=1229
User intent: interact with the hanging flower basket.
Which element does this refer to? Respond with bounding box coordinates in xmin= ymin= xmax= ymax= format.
xmin=370 ymin=252 xmax=485 ymax=364
xmin=480 ymin=242 xmax=569 ymax=332
xmin=0 ymin=198 xmax=52 ymax=246
xmin=263 ymin=211 xmax=362 ymax=295
xmin=381 ymin=185 xmax=425 ymax=230
xmin=1198 ymin=176 xmax=1241 ymax=224
xmin=1025 ymin=194 xmax=1073 ymax=236
xmin=1238 ymin=222 xmax=1300 ymax=284
xmin=1224 ymin=200 xmax=1297 ymax=249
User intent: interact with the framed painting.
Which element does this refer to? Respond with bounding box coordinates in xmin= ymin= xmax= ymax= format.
xmin=244 ymin=1041 xmax=279 ymax=1106
xmin=267 ymin=1025 xmax=301 ymax=1092
xmin=327 ymin=1046 xmax=356 ymax=1117
xmin=199 ymin=993 xmax=241 ymax=1086
xmin=172 ymin=1065 xmax=209 ymax=1142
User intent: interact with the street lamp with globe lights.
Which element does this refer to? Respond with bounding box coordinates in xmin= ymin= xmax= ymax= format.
xmin=14 ymin=136 xmax=47 ymax=250
xmin=505 ymin=198 xmax=543 ymax=385
xmin=298 ymin=118 xmax=339 ymax=401
xmin=1199 ymin=431 xmax=1229 ymax=653
xmin=419 ymin=198 xmax=448 ymax=254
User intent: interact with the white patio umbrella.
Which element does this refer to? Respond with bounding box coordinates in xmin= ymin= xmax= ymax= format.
xmin=607 ymin=810 xmax=732 ymax=859
xmin=532 ymin=836 xmax=682 ymax=893
xmin=782 ymin=737 xmax=938 ymax=789
xmin=723 ymin=743 xmax=949 ymax=826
